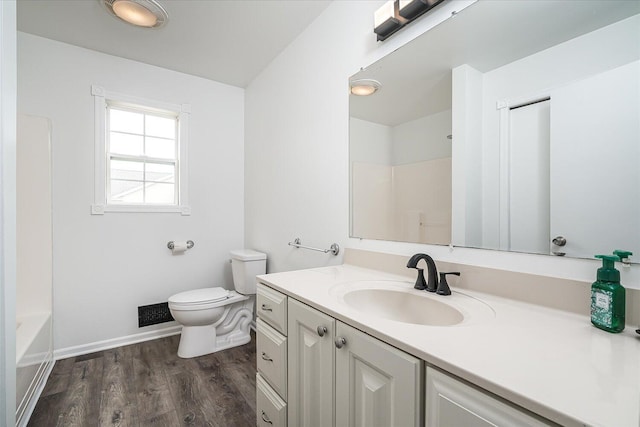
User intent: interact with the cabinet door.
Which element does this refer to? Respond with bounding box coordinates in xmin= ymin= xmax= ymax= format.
xmin=426 ymin=367 xmax=551 ymax=427
xmin=287 ymin=299 xmax=335 ymax=427
xmin=335 ymin=321 xmax=423 ymax=427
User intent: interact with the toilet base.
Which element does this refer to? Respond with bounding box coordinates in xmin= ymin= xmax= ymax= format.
xmin=176 ymin=303 xmax=253 ymax=358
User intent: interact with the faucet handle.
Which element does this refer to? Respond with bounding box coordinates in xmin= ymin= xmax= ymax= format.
xmin=437 ymin=272 xmax=460 ymax=296
xmin=413 ymin=268 xmax=427 ymax=290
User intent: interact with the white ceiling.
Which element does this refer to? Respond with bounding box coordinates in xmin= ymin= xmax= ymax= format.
xmin=350 ymin=0 xmax=640 ymax=127
xmin=17 ymin=0 xmax=332 ymax=88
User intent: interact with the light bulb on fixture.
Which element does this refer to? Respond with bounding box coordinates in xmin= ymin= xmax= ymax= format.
xmin=350 ymin=79 xmax=382 ymax=96
xmin=103 ymin=0 xmax=168 ymax=28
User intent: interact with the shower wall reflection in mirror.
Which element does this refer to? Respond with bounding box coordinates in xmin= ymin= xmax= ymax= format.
xmin=349 ymin=0 xmax=640 ymax=261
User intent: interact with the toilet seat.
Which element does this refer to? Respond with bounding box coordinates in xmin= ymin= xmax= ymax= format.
xmin=169 ymin=287 xmax=232 ymax=310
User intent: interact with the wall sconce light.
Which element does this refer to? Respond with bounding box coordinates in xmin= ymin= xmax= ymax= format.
xmin=102 ymin=0 xmax=169 ymax=28
xmin=374 ymin=0 xmax=446 ymax=41
xmin=350 ymin=79 xmax=382 ymax=96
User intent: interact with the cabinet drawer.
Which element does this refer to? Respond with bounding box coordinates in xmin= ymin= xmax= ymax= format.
xmin=257 ymin=373 xmax=287 ymax=427
xmin=257 ymin=318 xmax=287 ymax=400
xmin=257 ymin=283 xmax=288 ymax=335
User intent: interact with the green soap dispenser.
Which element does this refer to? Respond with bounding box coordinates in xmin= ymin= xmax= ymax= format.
xmin=591 ymin=254 xmax=625 ymax=332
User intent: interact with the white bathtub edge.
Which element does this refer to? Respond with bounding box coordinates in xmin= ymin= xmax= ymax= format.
xmin=53 ymin=325 xmax=182 ymax=360
xmin=16 ymin=356 xmax=53 ymax=427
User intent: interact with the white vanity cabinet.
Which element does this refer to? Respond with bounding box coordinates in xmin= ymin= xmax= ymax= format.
xmin=287 ymin=298 xmax=336 ymax=426
xmin=335 ymin=321 xmax=423 ymax=427
xmin=425 ymin=367 xmax=551 ymax=427
xmin=286 ymin=296 xmax=423 ymax=427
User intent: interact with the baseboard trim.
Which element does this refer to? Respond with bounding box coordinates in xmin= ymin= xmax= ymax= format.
xmin=54 ymin=325 xmax=182 ymax=360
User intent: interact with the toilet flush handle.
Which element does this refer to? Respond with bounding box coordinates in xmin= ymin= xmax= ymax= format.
xmin=260 ymin=304 xmax=272 ymax=312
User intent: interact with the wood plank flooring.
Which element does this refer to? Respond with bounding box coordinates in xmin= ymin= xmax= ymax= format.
xmin=28 ymin=332 xmax=256 ymax=427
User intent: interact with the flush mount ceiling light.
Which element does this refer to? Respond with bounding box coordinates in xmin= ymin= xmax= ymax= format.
xmin=103 ymin=0 xmax=168 ymax=28
xmin=350 ymin=79 xmax=381 ymax=96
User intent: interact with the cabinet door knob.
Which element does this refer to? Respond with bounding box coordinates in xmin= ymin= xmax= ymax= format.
xmin=261 ymin=352 xmax=273 ymax=362
xmin=261 ymin=410 xmax=273 ymax=424
xmin=261 ymin=304 xmax=272 ymax=312
xmin=335 ymin=337 xmax=347 ymax=349
xmin=317 ymin=326 xmax=328 ymax=337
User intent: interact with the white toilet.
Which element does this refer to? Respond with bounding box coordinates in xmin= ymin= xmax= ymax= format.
xmin=168 ymin=249 xmax=266 ymax=358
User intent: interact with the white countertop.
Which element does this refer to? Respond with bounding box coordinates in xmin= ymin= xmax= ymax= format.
xmin=257 ymin=264 xmax=640 ymax=427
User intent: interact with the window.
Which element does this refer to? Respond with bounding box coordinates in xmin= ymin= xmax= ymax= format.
xmin=92 ymin=86 xmax=190 ymax=214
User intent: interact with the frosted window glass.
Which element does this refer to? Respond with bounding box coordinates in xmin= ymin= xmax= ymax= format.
xmin=146 ymin=137 xmax=176 ymax=159
xmin=146 ymin=115 xmax=176 ymax=139
xmin=145 ymin=183 xmax=175 ymax=204
xmin=104 ymin=101 xmax=181 ymax=207
xmin=110 ymin=180 xmax=144 ymax=203
xmin=110 ymin=109 xmax=143 ymax=134
xmin=110 ymin=159 xmax=143 ymax=181
xmin=109 ymin=132 xmax=143 ymax=156
xmin=146 ymin=163 xmax=175 ymax=183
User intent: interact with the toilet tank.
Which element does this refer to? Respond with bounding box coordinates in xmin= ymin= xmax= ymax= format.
xmin=230 ymin=249 xmax=267 ymax=295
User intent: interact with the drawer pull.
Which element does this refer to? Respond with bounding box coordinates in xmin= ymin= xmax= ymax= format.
xmin=335 ymin=337 xmax=347 ymax=349
xmin=261 ymin=352 xmax=273 ymax=362
xmin=261 ymin=410 xmax=273 ymax=425
xmin=261 ymin=304 xmax=273 ymax=312
xmin=317 ymin=326 xmax=328 ymax=337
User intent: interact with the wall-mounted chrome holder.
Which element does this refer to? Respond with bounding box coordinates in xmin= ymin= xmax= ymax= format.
xmin=288 ymin=237 xmax=340 ymax=256
xmin=167 ymin=240 xmax=195 ymax=250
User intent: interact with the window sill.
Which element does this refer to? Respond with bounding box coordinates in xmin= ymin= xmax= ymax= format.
xmin=91 ymin=204 xmax=191 ymax=215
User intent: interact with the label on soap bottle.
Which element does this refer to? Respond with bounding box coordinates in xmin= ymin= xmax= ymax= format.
xmin=591 ymin=289 xmax=613 ymax=328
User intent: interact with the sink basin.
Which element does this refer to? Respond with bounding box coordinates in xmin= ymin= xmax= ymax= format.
xmin=343 ymin=288 xmax=464 ymax=326
xmin=330 ymin=280 xmax=494 ymax=326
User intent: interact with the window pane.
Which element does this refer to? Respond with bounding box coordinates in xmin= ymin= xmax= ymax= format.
xmin=145 ymin=183 xmax=175 ymax=204
xmin=146 ymin=115 xmax=176 ymax=139
xmin=110 ymin=109 xmax=143 ymax=134
xmin=110 ymin=180 xmax=144 ymax=203
xmin=146 ymin=137 xmax=176 ymax=159
xmin=146 ymin=162 xmax=174 ymax=183
xmin=109 ymin=132 xmax=143 ymax=156
xmin=110 ymin=159 xmax=144 ymax=181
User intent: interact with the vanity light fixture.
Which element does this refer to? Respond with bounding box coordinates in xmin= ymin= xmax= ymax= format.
xmin=102 ymin=0 xmax=169 ymax=28
xmin=350 ymin=79 xmax=382 ymax=96
xmin=375 ymin=0 xmax=446 ymax=41
xmin=374 ymin=1 xmax=403 ymax=42
xmin=399 ymin=0 xmax=444 ymax=20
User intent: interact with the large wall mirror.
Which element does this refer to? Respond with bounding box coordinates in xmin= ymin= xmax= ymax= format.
xmin=350 ymin=0 xmax=640 ymax=261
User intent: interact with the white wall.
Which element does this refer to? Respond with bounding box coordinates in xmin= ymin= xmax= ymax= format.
xmin=1 ymin=1 xmax=17 ymax=424
xmin=349 ymin=117 xmax=391 ymax=165
xmin=391 ymin=109 xmax=451 ymax=165
xmin=245 ymin=0 xmax=473 ymax=273
xmin=18 ymin=33 xmax=246 ymax=351
xmin=245 ymin=0 xmax=640 ymax=289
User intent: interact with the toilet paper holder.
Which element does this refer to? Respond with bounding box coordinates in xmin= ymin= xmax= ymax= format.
xmin=167 ymin=240 xmax=195 ymax=250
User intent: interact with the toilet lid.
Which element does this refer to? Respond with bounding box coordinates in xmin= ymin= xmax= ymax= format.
xmin=169 ymin=287 xmax=230 ymax=305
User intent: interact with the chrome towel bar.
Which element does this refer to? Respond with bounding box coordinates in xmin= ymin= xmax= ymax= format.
xmin=288 ymin=237 xmax=339 ymax=256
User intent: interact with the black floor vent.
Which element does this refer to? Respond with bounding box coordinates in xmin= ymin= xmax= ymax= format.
xmin=138 ymin=302 xmax=174 ymax=327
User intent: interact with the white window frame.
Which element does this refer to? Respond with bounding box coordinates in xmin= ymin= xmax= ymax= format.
xmin=91 ymin=85 xmax=190 ymax=215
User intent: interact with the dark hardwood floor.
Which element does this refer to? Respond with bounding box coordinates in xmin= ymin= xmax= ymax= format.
xmin=28 ymin=332 xmax=256 ymax=427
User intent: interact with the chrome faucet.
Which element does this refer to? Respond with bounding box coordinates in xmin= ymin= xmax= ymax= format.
xmin=406 ymin=253 xmax=439 ymax=292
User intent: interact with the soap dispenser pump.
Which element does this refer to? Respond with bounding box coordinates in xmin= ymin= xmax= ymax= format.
xmin=591 ymin=254 xmax=625 ymax=333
